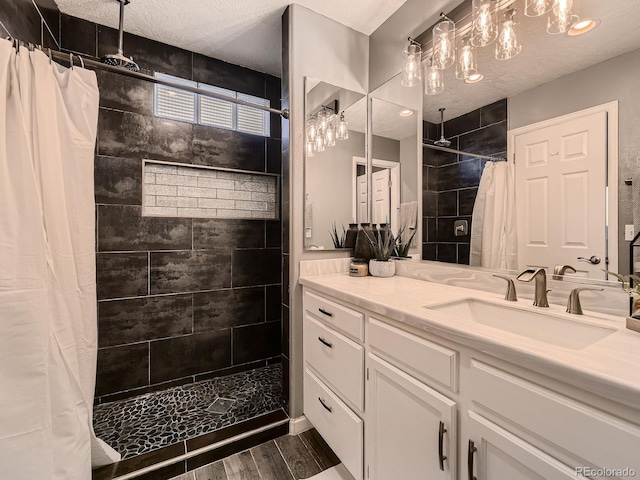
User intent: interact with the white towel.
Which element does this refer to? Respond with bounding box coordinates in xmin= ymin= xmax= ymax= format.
xmin=399 ymin=201 xmax=418 ymax=230
xmin=305 ymin=197 xmax=313 ymax=237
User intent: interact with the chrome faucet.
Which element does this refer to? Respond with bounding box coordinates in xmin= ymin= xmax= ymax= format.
xmin=517 ymin=268 xmax=549 ymax=307
xmin=553 ymin=264 xmax=576 ymax=281
xmin=566 ymin=287 xmax=603 ymax=315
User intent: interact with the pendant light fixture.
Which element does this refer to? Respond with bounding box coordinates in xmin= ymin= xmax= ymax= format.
xmin=325 ymin=120 xmax=336 ymax=147
xmin=525 ymin=0 xmax=552 ymax=17
xmin=316 ymin=108 xmax=329 ymax=137
xmin=496 ymin=7 xmax=523 ymax=60
xmin=336 ymin=111 xmax=349 ymax=140
xmin=306 ymin=116 xmax=318 ymax=143
xmin=471 ymin=0 xmax=498 ymax=47
xmin=424 ymin=57 xmax=444 ymax=96
xmin=547 ymin=0 xmax=579 ymax=34
xmin=401 ymin=39 xmax=422 ymax=87
xmin=432 ymin=15 xmax=456 ymax=69
xmin=455 ymin=33 xmax=478 ymax=80
xmin=306 ymin=140 xmax=315 ymax=157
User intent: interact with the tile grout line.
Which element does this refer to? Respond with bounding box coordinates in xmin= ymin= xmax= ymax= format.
xmin=297 ymin=433 xmax=323 ymax=472
xmin=248 ymin=448 xmax=265 ymax=480
xmin=273 ymin=439 xmax=296 ymax=480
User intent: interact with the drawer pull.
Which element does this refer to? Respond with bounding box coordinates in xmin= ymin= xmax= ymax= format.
xmin=318 ymin=336 xmax=333 ymax=348
xmin=438 ymin=421 xmax=448 ymax=471
xmin=318 ymin=397 xmax=332 ymax=413
xmin=468 ymin=440 xmax=477 ymax=480
xmin=318 ymin=308 xmax=333 ymax=317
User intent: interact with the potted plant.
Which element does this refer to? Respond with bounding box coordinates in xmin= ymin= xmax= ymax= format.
xmin=604 ymin=270 xmax=640 ymax=333
xmin=393 ymin=227 xmax=418 ymax=258
xmin=329 ymin=222 xmax=346 ymax=249
xmin=364 ymin=228 xmax=397 ymax=277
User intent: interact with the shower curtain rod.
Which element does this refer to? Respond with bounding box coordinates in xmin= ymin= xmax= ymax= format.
xmin=1 ymin=30 xmax=289 ymax=119
xmin=423 ymin=142 xmax=506 ymax=162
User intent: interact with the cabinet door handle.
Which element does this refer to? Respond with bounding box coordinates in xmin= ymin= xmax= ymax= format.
xmin=318 ymin=308 xmax=333 ymax=317
xmin=468 ymin=440 xmax=477 ymax=480
xmin=318 ymin=337 xmax=333 ymax=348
xmin=318 ymin=397 xmax=332 ymax=413
xmin=438 ymin=421 xmax=448 ymax=471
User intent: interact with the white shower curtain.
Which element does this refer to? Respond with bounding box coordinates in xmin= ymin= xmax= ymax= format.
xmin=470 ymin=161 xmax=518 ymax=270
xmin=0 ymin=39 xmax=120 ymax=479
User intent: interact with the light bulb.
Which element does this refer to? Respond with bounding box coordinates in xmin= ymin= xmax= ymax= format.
xmin=496 ymin=8 xmax=522 ymax=60
xmin=336 ymin=112 xmax=349 ymax=140
xmin=325 ymin=121 xmax=336 ymax=147
xmin=525 ymin=0 xmax=552 ymax=17
xmin=317 ymin=109 xmax=329 ymax=136
xmin=471 ymin=0 xmax=498 ymax=47
xmin=401 ymin=43 xmax=422 ymax=87
xmin=433 ymin=19 xmax=455 ymax=69
xmin=314 ymin=134 xmax=325 ymax=152
xmin=306 ymin=117 xmax=317 ymax=142
xmin=547 ymin=0 xmax=579 ymax=34
xmin=306 ymin=140 xmax=315 ymax=157
xmin=424 ymin=58 xmax=444 ymax=96
xmin=456 ymin=34 xmax=477 ymax=80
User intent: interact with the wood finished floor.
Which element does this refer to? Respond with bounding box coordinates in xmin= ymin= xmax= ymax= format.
xmin=170 ymin=428 xmax=341 ymax=480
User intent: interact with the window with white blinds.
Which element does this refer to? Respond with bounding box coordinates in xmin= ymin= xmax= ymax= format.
xmin=153 ymin=73 xmax=271 ymax=137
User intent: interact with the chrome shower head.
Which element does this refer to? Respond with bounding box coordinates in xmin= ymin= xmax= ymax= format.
xmin=434 ymin=107 xmax=451 ymax=147
xmin=100 ymin=0 xmax=140 ymax=72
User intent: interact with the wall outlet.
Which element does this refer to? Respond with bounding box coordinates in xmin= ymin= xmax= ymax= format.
xmin=626 ymin=224 xmax=635 ymax=241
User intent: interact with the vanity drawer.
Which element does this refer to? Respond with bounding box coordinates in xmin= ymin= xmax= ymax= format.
xmin=304 ymin=290 xmax=364 ymax=342
xmin=471 ymin=360 xmax=640 ymax=472
xmin=369 ymin=317 xmax=458 ymax=392
xmin=304 ymin=368 xmax=363 ymax=480
xmin=304 ymin=315 xmax=364 ymax=410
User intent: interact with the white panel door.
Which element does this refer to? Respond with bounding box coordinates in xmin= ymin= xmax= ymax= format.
xmin=372 ymin=169 xmax=390 ymax=225
xmin=366 ymin=354 xmax=456 ymax=480
xmin=467 ymin=412 xmax=585 ymax=480
xmin=357 ymin=173 xmax=368 ymax=223
xmin=514 ymin=111 xmax=607 ymax=278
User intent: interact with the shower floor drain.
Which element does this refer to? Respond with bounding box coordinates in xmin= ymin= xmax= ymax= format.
xmin=207 ymin=397 xmax=235 ymax=414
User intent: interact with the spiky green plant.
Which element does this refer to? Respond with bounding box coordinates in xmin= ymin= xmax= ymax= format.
xmin=393 ymin=227 xmax=418 ymax=258
xmin=363 ymin=228 xmax=396 ymax=262
xmin=329 ymin=222 xmax=347 ymax=248
xmin=603 ymin=270 xmax=640 ymax=299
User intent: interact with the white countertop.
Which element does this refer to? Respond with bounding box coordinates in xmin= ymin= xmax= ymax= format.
xmin=300 ymin=273 xmax=640 ymax=410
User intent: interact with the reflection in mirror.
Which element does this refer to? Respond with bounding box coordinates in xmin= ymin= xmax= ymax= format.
xmin=407 ymin=0 xmax=640 ymax=281
xmin=304 ymin=78 xmax=366 ymax=251
xmin=369 ymin=73 xmax=423 ymax=258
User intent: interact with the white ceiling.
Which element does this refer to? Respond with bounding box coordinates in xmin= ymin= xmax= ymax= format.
xmin=421 ymin=0 xmax=640 ymax=122
xmin=54 ymin=0 xmax=407 ymax=76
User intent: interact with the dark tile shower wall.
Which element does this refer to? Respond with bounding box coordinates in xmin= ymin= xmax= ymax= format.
xmin=422 ymin=99 xmax=507 ymax=265
xmin=8 ymin=8 xmax=285 ymax=402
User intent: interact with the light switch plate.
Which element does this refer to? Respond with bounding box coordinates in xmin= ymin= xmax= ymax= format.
xmin=626 ymin=224 xmax=635 ymax=241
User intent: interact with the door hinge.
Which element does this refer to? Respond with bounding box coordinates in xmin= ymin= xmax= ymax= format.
xmin=366 ymin=367 xmax=369 ymax=380
xmin=388 ymin=180 xmax=392 ymax=189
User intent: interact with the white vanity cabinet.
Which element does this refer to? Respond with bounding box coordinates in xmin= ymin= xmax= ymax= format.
xmin=302 ymin=286 xmax=640 ymax=480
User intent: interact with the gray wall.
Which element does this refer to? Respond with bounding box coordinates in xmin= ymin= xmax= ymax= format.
xmin=509 ymin=47 xmax=640 ymax=274
xmin=285 ymin=4 xmax=369 ymax=418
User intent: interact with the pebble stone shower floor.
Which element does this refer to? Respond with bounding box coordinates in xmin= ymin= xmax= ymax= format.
xmin=93 ymin=364 xmax=284 ymax=459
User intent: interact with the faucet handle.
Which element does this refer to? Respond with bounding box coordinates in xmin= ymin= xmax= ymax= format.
xmin=493 ymin=274 xmax=517 ymax=301
xmin=516 ymin=267 xmax=546 ymax=282
xmin=566 ymin=287 xmax=604 ymax=315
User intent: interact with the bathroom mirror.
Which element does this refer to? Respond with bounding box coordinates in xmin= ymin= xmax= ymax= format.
xmin=382 ymin=0 xmax=640 ymax=279
xmin=303 ymin=78 xmax=366 ymax=250
xmin=368 ymin=74 xmax=423 ymax=256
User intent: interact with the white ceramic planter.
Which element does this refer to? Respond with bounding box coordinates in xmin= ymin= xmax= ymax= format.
xmin=369 ymin=259 xmax=395 ymax=278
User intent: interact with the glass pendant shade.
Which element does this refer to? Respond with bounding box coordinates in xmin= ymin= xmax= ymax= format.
xmin=432 ymin=19 xmax=455 ymax=69
xmin=547 ymin=0 xmax=578 ymax=34
xmin=316 ymin=109 xmax=329 ymax=136
xmin=314 ymin=134 xmax=325 ymax=152
xmin=401 ymin=43 xmax=422 ymax=87
xmin=306 ymin=140 xmax=315 ymax=157
xmin=525 ymin=0 xmax=553 ymax=17
xmin=496 ymin=8 xmax=523 ymax=60
xmin=307 ymin=117 xmax=317 ymax=142
xmin=336 ymin=112 xmax=349 ymax=140
xmin=471 ymin=0 xmax=498 ymax=47
xmin=424 ymin=58 xmax=444 ymax=96
xmin=325 ymin=121 xmax=336 ymax=147
xmin=455 ymin=34 xmax=478 ymax=80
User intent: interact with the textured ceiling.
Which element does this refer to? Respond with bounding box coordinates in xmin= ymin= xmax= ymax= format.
xmin=54 ymin=0 xmax=408 ymax=76
xmin=420 ymin=0 xmax=640 ymax=122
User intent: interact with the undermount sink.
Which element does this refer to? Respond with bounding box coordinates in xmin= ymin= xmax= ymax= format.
xmin=423 ymin=298 xmax=616 ymax=350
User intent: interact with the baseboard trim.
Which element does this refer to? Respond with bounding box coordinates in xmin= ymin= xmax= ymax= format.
xmin=289 ymin=415 xmax=313 ymax=435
